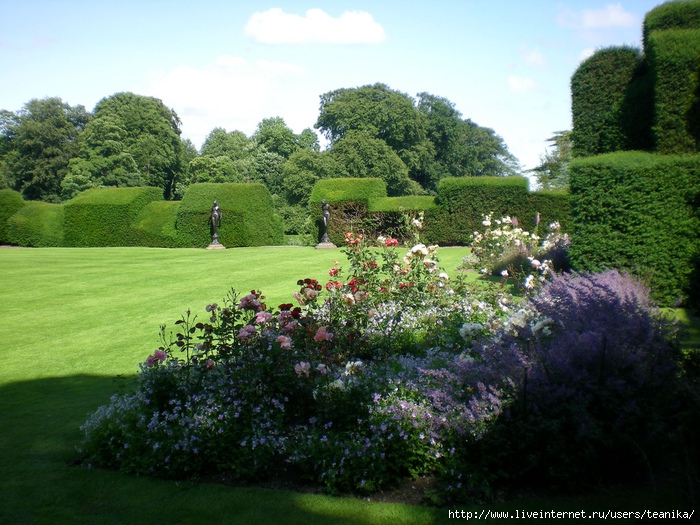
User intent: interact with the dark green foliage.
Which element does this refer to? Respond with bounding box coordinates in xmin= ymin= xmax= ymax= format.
xmin=0 ymin=189 xmax=26 ymax=244
xmin=131 ymin=200 xmax=181 ymax=248
xmin=571 ymin=46 xmax=646 ymax=157
xmin=424 ymin=177 xmax=531 ymax=245
xmin=328 ymin=131 xmax=413 ymax=196
xmin=7 ymin=201 xmax=64 ymax=247
xmin=2 ymin=98 xmax=90 ymax=202
xmin=63 ymin=187 xmax=163 ymax=247
xmin=527 ymin=190 xmax=571 ymax=232
xmin=309 ymin=178 xmax=387 ymax=244
xmin=92 ymin=93 xmax=185 ymax=199
xmin=175 ymin=183 xmax=284 ymax=248
xmin=643 ymin=1 xmax=700 ymax=48
xmin=647 ymin=29 xmax=700 ymax=154
xmin=282 ymin=149 xmax=338 ymax=206
xmin=569 ymin=152 xmax=700 ymax=306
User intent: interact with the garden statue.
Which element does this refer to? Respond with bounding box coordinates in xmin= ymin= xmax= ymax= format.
xmin=316 ymin=199 xmax=336 ymax=249
xmin=207 ymin=200 xmax=225 ymax=249
xmin=321 ymin=200 xmax=331 ymax=243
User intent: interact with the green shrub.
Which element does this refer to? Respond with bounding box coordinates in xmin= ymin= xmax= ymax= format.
xmin=570 ymin=46 xmax=645 ymax=157
xmin=527 ymin=189 xmax=571 ymax=232
xmin=131 ymin=200 xmax=181 ymax=248
xmin=424 ymin=177 xmax=531 ymax=245
xmin=7 ymin=201 xmax=64 ymax=247
xmin=175 ymin=183 xmax=284 ymax=248
xmin=643 ymin=1 xmax=700 ymax=49
xmin=63 ymin=187 xmax=163 ymax=247
xmin=0 ymin=189 xmax=27 ymax=245
xmin=647 ymin=28 xmax=700 ymax=154
xmin=569 ymin=151 xmax=700 ymax=306
xmin=308 ymin=178 xmax=387 ymax=244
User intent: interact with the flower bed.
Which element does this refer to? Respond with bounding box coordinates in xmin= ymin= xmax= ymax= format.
xmin=79 ymin=218 xmax=684 ymax=503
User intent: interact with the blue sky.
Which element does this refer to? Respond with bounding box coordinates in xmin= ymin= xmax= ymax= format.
xmin=1 ymin=0 xmax=663 ymax=170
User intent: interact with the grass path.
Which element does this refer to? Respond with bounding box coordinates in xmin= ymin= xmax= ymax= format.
xmin=0 ymin=247 xmax=692 ymax=524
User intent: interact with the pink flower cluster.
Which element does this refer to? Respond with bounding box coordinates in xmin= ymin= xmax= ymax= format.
xmin=146 ymin=349 xmax=167 ymax=367
xmin=276 ymin=335 xmax=292 ymax=350
xmin=238 ymin=291 xmax=264 ymax=312
xmin=237 ymin=324 xmax=257 ymax=340
xmin=314 ymin=326 xmax=334 ymax=342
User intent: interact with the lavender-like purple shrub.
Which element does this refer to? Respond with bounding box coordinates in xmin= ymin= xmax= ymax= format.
xmin=450 ymin=270 xmax=682 ymax=495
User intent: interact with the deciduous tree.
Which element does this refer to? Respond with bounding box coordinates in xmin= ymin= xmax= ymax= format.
xmin=1 ymin=98 xmax=89 ymax=201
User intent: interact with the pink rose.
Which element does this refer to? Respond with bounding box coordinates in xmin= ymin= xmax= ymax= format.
xmin=294 ymin=361 xmax=310 ymax=377
xmin=276 ymin=335 xmax=292 ymax=350
xmin=314 ymin=326 xmax=334 ymax=342
xmin=237 ymin=324 xmax=257 ymax=340
xmin=254 ymin=311 xmax=272 ymax=325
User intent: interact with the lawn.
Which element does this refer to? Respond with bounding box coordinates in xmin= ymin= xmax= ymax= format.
xmin=0 ymin=247 xmax=693 ymax=524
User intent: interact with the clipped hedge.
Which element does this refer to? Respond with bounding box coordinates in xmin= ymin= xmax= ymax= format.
xmin=367 ymin=196 xmax=437 ymax=213
xmin=309 ymin=178 xmax=387 ymax=244
xmin=647 ymin=28 xmax=700 ymax=154
xmin=569 ymin=151 xmax=700 ymax=306
xmin=571 ymin=46 xmax=646 ymax=157
xmin=63 ymin=187 xmax=163 ymax=247
xmin=0 ymin=189 xmax=27 ymax=245
xmin=175 ymin=183 xmax=284 ymax=248
xmin=527 ymin=190 xmax=571 ymax=232
xmin=131 ymin=200 xmax=181 ymax=248
xmin=424 ymin=177 xmax=531 ymax=245
xmin=7 ymin=201 xmax=64 ymax=247
xmin=643 ymin=0 xmax=700 ymax=49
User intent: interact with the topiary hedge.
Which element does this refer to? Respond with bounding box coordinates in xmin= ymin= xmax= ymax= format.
xmin=527 ymin=189 xmax=571 ymax=232
xmin=0 ymin=189 xmax=27 ymax=245
xmin=569 ymin=151 xmax=700 ymax=306
xmin=309 ymin=178 xmax=387 ymax=244
xmin=63 ymin=187 xmax=163 ymax=247
xmin=643 ymin=0 xmax=700 ymax=49
xmin=646 ymin=28 xmax=700 ymax=154
xmin=175 ymin=183 xmax=284 ymax=248
xmin=424 ymin=177 xmax=532 ymax=245
xmin=570 ymin=46 xmax=646 ymax=157
xmin=131 ymin=200 xmax=181 ymax=248
xmin=7 ymin=201 xmax=64 ymax=247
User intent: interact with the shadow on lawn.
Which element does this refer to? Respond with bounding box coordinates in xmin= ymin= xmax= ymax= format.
xmin=0 ymin=375 xmax=441 ymax=525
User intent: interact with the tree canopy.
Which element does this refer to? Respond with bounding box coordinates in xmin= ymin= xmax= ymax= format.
xmin=1 ymin=98 xmax=89 ymax=202
xmin=316 ymin=84 xmax=519 ymax=193
xmin=0 ymin=84 xmax=519 ymax=207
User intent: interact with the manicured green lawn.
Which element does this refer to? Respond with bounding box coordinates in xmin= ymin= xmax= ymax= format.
xmin=0 ymin=247 xmax=692 ymax=524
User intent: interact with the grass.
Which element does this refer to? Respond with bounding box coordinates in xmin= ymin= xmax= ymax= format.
xmin=0 ymin=246 xmax=694 ymax=524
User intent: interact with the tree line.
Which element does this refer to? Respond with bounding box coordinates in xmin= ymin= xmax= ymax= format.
xmin=0 ymin=84 xmax=523 ymax=233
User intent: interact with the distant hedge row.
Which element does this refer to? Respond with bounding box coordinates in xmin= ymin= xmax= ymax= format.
xmin=1 ymin=183 xmax=283 ymax=248
xmin=176 ymin=183 xmax=284 ymax=248
xmin=0 ymin=189 xmax=27 ymax=244
xmin=309 ymin=177 xmax=571 ymax=246
xmin=569 ymin=151 xmax=700 ymax=306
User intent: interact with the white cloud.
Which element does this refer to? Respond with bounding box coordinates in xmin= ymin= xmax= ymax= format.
xmin=520 ymin=45 xmax=547 ymax=68
xmin=558 ymin=3 xmax=636 ymax=29
xmin=140 ymin=55 xmax=317 ymax=148
xmin=508 ymin=76 xmax=536 ymax=93
xmin=244 ymin=8 xmax=387 ymax=44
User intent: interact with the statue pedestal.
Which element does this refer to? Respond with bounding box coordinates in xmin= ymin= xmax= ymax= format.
xmin=315 ymin=242 xmax=337 ymax=250
xmin=206 ymin=242 xmax=226 ymax=250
